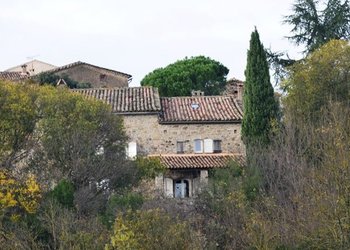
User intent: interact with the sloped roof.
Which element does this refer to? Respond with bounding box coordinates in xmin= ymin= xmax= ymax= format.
xmin=0 ymin=72 xmax=28 ymax=81
xmin=160 ymin=96 xmax=243 ymax=123
xmin=149 ymin=153 xmax=245 ymax=169
xmin=5 ymin=59 xmax=57 ymax=72
xmin=72 ymin=87 xmax=161 ymax=113
xmin=46 ymin=61 xmax=132 ymax=79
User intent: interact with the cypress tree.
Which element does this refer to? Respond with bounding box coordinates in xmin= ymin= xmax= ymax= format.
xmin=242 ymin=28 xmax=278 ymax=146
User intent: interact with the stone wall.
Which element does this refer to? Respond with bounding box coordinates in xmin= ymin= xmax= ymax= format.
xmin=55 ymin=64 xmax=129 ymax=88
xmin=123 ymin=114 xmax=244 ymax=155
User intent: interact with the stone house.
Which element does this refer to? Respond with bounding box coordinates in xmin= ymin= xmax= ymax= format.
xmin=74 ymin=87 xmax=244 ymax=198
xmin=5 ymin=59 xmax=57 ymax=76
xmin=1 ymin=60 xmax=132 ymax=88
xmin=45 ymin=61 xmax=132 ymax=88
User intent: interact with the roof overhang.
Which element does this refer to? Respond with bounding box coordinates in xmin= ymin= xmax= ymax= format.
xmin=149 ymin=153 xmax=245 ymax=169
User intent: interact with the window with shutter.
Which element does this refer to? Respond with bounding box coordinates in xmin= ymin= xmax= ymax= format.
xmin=213 ymin=140 xmax=222 ymax=153
xmin=127 ymin=142 xmax=137 ymax=158
xmin=204 ymin=139 xmax=213 ymax=153
xmin=194 ymin=139 xmax=203 ymax=153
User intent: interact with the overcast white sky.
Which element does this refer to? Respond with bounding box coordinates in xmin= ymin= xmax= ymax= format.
xmin=0 ymin=0 xmax=303 ymax=86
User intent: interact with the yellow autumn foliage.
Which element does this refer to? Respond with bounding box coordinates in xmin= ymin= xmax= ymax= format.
xmin=0 ymin=170 xmax=41 ymax=218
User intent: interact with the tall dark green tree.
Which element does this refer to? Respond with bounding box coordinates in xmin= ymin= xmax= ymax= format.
xmin=242 ymin=29 xmax=278 ymax=146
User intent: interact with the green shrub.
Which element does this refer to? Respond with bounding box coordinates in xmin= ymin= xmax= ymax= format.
xmin=101 ymin=192 xmax=143 ymax=228
xmin=49 ymin=179 xmax=75 ymax=208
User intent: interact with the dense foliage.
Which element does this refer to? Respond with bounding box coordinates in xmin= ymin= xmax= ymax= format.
xmin=36 ymin=72 xmax=92 ymax=89
xmin=1 ymin=40 xmax=350 ymax=249
xmin=285 ymin=0 xmax=350 ymax=53
xmin=0 ymin=82 xmax=144 ymax=248
xmin=141 ymin=56 xmax=229 ymax=96
xmin=106 ymin=209 xmax=201 ymax=250
xmin=195 ymin=40 xmax=350 ymax=249
xmin=242 ymin=29 xmax=279 ymax=146
xmin=283 ymin=39 xmax=350 ymax=122
xmin=268 ymin=0 xmax=350 ymax=82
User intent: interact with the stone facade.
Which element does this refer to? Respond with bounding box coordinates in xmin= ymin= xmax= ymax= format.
xmin=75 ymin=86 xmax=244 ymax=199
xmin=123 ymin=114 xmax=243 ymax=155
xmin=54 ymin=64 xmax=129 ymax=88
xmin=123 ymin=113 xmax=244 ymax=198
xmin=224 ymin=78 xmax=244 ymax=100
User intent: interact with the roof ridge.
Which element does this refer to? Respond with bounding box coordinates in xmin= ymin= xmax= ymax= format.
xmin=73 ymin=86 xmax=161 ymax=113
xmin=72 ymin=86 xmax=157 ymax=91
xmin=44 ymin=61 xmax=132 ymax=78
xmin=4 ymin=59 xmax=57 ymax=72
xmin=160 ymin=95 xmax=236 ymax=99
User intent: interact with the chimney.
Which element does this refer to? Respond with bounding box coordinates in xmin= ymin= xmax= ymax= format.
xmin=20 ymin=64 xmax=28 ymax=75
xmin=237 ymin=82 xmax=244 ymax=101
xmin=191 ymin=90 xmax=204 ymax=96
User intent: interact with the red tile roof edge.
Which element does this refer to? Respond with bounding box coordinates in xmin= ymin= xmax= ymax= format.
xmin=149 ymin=153 xmax=245 ymax=169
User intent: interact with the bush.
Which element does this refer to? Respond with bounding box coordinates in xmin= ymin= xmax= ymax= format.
xmin=101 ymin=192 xmax=143 ymax=228
xmin=106 ymin=209 xmax=201 ymax=250
xmin=49 ymin=179 xmax=75 ymax=208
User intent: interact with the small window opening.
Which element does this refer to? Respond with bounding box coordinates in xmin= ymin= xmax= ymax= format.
xmin=100 ymin=74 xmax=107 ymax=82
xmin=213 ymin=140 xmax=222 ymax=153
xmin=127 ymin=142 xmax=137 ymax=159
xmin=177 ymin=141 xmax=184 ymax=154
xmin=194 ymin=139 xmax=203 ymax=153
xmin=174 ymin=180 xmax=189 ymax=198
xmin=191 ymin=103 xmax=200 ymax=110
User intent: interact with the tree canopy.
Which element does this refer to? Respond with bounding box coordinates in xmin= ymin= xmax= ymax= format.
xmin=284 ymin=0 xmax=350 ymax=53
xmin=141 ymin=56 xmax=229 ymax=97
xmin=242 ymin=29 xmax=279 ymax=146
xmin=283 ymin=39 xmax=350 ymax=122
xmin=268 ymin=0 xmax=350 ymax=82
xmin=0 ymin=81 xmax=140 ymax=216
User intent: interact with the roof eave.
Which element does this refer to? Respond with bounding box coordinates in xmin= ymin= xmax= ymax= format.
xmin=114 ymin=111 xmax=161 ymax=115
xmin=158 ymin=120 xmax=242 ymax=124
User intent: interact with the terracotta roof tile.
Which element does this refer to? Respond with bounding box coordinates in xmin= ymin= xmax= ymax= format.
xmin=46 ymin=61 xmax=132 ymax=78
xmin=72 ymin=87 xmax=161 ymax=113
xmin=149 ymin=153 xmax=245 ymax=169
xmin=160 ymin=96 xmax=243 ymax=123
xmin=0 ymin=72 xmax=29 ymax=81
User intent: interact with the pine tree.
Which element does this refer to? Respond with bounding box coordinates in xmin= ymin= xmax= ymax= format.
xmin=242 ymin=28 xmax=278 ymax=146
xmin=284 ymin=0 xmax=350 ymax=53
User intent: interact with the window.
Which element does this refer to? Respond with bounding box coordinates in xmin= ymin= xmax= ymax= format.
xmin=174 ymin=180 xmax=189 ymax=198
xmin=177 ymin=141 xmax=184 ymax=154
xmin=204 ymin=139 xmax=213 ymax=153
xmin=194 ymin=139 xmax=203 ymax=153
xmin=213 ymin=140 xmax=222 ymax=153
xmin=191 ymin=103 xmax=200 ymax=110
xmin=127 ymin=141 xmax=137 ymax=159
xmin=194 ymin=139 xmax=223 ymax=153
xmin=99 ymin=74 xmax=107 ymax=82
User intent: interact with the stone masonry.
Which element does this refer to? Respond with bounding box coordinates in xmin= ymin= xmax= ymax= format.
xmin=55 ymin=64 xmax=129 ymax=88
xmin=123 ymin=114 xmax=243 ymax=156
